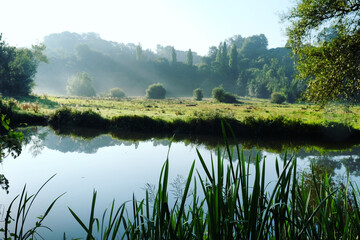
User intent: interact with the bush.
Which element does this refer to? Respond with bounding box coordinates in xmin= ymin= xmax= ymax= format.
xmin=66 ymin=72 xmax=96 ymax=97
xmin=193 ymin=88 xmax=204 ymax=101
xmin=271 ymin=92 xmax=286 ymax=104
xmin=145 ymin=83 xmax=166 ymax=99
xmin=212 ymin=86 xmax=237 ymax=103
xmin=109 ymin=87 xmax=126 ymax=98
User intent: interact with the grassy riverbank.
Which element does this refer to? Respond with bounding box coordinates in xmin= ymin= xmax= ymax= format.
xmin=1 ymin=95 xmax=360 ymax=143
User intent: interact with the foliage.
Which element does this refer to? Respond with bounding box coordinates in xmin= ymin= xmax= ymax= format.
xmin=285 ymin=0 xmax=360 ymax=104
xmin=170 ymin=47 xmax=177 ymax=65
xmin=193 ymin=88 xmax=204 ymax=101
xmin=0 ymin=114 xmax=23 ymax=161
xmin=35 ymin=32 xmax=298 ymax=99
xmin=136 ymin=44 xmax=143 ymax=61
xmin=212 ymin=86 xmax=237 ymax=103
xmin=109 ymin=87 xmax=126 ymax=98
xmin=66 ymin=72 xmax=96 ymax=97
xmin=186 ymin=49 xmax=193 ymax=66
xmin=0 ymin=34 xmax=47 ymax=96
xmin=145 ymin=83 xmax=166 ymax=99
xmin=271 ymin=92 xmax=286 ymax=104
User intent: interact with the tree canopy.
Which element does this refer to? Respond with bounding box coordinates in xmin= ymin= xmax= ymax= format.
xmin=66 ymin=72 xmax=96 ymax=97
xmin=285 ymin=0 xmax=360 ymax=104
xmin=0 ymin=34 xmax=47 ymax=96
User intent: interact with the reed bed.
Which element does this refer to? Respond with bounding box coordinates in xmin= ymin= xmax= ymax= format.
xmin=65 ymin=123 xmax=360 ymax=239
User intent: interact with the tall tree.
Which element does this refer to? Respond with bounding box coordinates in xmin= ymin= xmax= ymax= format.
xmin=186 ymin=49 xmax=193 ymax=66
xmin=136 ymin=44 xmax=143 ymax=61
xmin=229 ymin=43 xmax=238 ymax=72
xmin=285 ymin=0 xmax=360 ymax=104
xmin=170 ymin=47 xmax=177 ymax=65
xmin=216 ymin=42 xmax=229 ymax=67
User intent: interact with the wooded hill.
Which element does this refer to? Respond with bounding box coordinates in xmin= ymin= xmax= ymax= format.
xmin=35 ymin=32 xmax=304 ymax=101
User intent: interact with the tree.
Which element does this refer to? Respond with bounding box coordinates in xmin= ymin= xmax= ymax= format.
xmin=193 ymin=88 xmax=203 ymax=101
xmin=109 ymin=87 xmax=126 ymax=98
xmin=229 ymin=43 xmax=238 ymax=74
xmin=145 ymin=83 xmax=166 ymax=99
xmin=0 ymin=34 xmax=48 ymax=96
xmin=285 ymin=0 xmax=360 ymax=104
xmin=136 ymin=44 xmax=143 ymax=61
xmin=66 ymin=72 xmax=96 ymax=97
xmin=170 ymin=47 xmax=177 ymax=65
xmin=186 ymin=49 xmax=193 ymax=66
xmin=239 ymin=34 xmax=268 ymax=59
xmin=216 ymin=42 xmax=229 ymax=68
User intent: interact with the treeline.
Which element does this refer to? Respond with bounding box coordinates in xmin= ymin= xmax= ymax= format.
xmin=2 ymin=31 xmax=304 ymax=102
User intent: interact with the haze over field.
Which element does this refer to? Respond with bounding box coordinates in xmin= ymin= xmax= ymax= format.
xmin=0 ymin=0 xmax=304 ymax=101
xmin=1 ymin=0 xmax=292 ymax=55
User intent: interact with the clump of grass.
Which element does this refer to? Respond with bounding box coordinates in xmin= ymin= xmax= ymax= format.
xmin=1 ymin=175 xmax=64 ymax=240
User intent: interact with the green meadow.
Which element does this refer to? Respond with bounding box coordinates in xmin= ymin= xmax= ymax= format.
xmin=5 ymin=95 xmax=360 ymax=129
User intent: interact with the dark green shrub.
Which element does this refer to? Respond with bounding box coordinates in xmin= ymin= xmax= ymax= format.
xmin=145 ymin=83 xmax=166 ymax=99
xmin=49 ymin=108 xmax=108 ymax=129
xmin=212 ymin=86 xmax=237 ymax=103
xmin=271 ymin=92 xmax=286 ymax=104
xmin=193 ymin=88 xmax=204 ymax=101
xmin=109 ymin=87 xmax=126 ymax=98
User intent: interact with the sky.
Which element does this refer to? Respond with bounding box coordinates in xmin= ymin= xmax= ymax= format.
xmin=0 ymin=0 xmax=295 ymax=56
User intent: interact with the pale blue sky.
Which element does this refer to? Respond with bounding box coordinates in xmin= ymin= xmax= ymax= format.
xmin=0 ymin=0 xmax=294 ymax=55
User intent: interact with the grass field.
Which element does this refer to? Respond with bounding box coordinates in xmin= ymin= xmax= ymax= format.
xmin=5 ymin=94 xmax=360 ymax=129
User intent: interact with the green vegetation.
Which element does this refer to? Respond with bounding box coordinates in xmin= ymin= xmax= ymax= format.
xmin=32 ymin=32 xmax=300 ymax=101
xmin=271 ymin=91 xmax=286 ymax=104
xmin=66 ymin=72 xmax=96 ymax=97
xmin=285 ymin=0 xmax=360 ymax=104
xmin=109 ymin=87 xmax=126 ymax=98
xmin=0 ymin=114 xmax=23 ymax=161
xmin=2 ymin=96 xmax=360 ymax=143
xmin=212 ymin=86 xmax=237 ymax=103
xmin=193 ymin=88 xmax=203 ymax=101
xmin=0 ymin=34 xmax=47 ymax=96
xmin=145 ymin=83 xmax=166 ymax=99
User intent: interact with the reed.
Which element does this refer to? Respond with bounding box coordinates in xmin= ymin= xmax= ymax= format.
xmin=0 ymin=174 xmax=64 ymax=240
xmin=67 ymin=122 xmax=360 ymax=239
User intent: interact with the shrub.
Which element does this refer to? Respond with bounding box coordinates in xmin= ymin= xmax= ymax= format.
xmin=66 ymin=72 xmax=96 ymax=97
xmin=271 ymin=92 xmax=286 ymax=104
xmin=212 ymin=86 xmax=237 ymax=103
xmin=145 ymin=83 xmax=166 ymax=99
xmin=109 ymin=87 xmax=126 ymax=98
xmin=193 ymin=88 xmax=204 ymax=101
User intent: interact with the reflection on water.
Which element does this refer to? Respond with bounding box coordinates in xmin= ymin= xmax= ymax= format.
xmin=0 ymin=126 xmax=360 ymax=238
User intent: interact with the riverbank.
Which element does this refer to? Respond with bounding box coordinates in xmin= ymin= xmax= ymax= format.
xmin=1 ymin=96 xmax=360 ymax=145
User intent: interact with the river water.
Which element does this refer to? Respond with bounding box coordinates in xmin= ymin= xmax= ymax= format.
xmin=1 ymin=126 xmax=359 ymax=238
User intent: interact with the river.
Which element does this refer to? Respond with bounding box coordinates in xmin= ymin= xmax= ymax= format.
xmin=1 ymin=126 xmax=359 ymax=238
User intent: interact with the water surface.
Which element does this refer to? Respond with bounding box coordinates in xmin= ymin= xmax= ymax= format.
xmin=0 ymin=127 xmax=359 ymax=238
